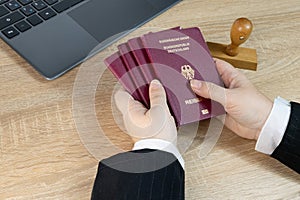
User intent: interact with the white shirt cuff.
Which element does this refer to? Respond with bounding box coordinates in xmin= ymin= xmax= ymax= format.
xmin=255 ymin=97 xmax=291 ymax=155
xmin=132 ymin=139 xmax=185 ymax=169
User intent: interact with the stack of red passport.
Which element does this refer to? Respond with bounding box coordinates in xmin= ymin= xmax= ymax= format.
xmin=105 ymin=27 xmax=225 ymax=126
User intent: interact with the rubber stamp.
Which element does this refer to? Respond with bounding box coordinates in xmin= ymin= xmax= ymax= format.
xmin=207 ymin=18 xmax=257 ymax=70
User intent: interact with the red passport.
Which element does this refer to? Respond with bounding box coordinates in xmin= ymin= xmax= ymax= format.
xmin=104 ymin=51 xmax=141 ymax=101
xmin=118 ymin=43 xmax=150 ymax=108
xmin=141 ymin=27 xmax=225 ymax=125
xmin=105 ymin=27 xmax=225 ymax=126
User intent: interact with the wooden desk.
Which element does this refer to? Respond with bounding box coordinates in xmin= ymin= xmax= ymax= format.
xmin=0 ymin=0 xmax=299 ymax=199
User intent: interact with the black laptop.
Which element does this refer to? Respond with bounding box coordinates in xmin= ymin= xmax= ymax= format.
xmin=0 ymin=0 xmax=181 ymax=79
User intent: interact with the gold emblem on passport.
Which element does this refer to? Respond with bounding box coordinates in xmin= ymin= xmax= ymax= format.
xmin=181 ymin=65 xmax=195 ymax=80
xmin=202 ymin=109 xmax=209 ymax=115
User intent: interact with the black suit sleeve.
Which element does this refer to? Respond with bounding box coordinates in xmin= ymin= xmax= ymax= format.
xmin=271 ymin=102 xmax=300 ymax=173
xmin=91 ymin=149 xmax=184 ymax=200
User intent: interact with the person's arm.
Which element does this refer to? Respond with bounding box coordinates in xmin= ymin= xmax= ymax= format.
xmin=255 ymin=97 xmax=300 ymax=173
xmin=255 ymin=97 xmax=291 ymax=155
xmin=91 ymin=149 xmax=184 ymax=200
xmin=91 ymin=80 xmax=184 ymax=200
xmin=190 ymin=58 xmax=299 ymax=173
xmin=271 ymin=102 xmax=300 ymax=173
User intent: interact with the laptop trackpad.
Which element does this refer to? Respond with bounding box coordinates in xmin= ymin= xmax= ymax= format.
xmin=68 ymin=0 xmax=156 ymax=43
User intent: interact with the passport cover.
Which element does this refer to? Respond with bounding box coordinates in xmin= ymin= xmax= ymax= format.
xmin=127 ymin=37 xmax=156 ymax=107
xmin=141 ymin=27 xmax=225 ymax=126
xmin=118 ymin=43 xmax=150 ymax=108
xmin=105 ymin=27 xmax=225 ymax=126
xmin=104 ymin=51 xmax=141 ymax=101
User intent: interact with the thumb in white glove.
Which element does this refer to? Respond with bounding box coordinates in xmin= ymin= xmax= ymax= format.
xmin=114 ymin=79 xmax=177 ymax=145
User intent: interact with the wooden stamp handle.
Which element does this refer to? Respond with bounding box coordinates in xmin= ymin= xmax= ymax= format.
xmin=226 ymin=18 xmax=253 ymax=56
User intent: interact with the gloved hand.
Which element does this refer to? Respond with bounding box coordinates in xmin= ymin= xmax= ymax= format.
xmin=114 ymin=79 xmax=177 ymax=144
xmin=190 ymin=58 xmax=273 ymax=140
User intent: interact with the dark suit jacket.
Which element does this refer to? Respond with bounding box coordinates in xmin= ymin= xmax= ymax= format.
xmin=91 ymin=149 xmax=184 ymax=200
xmin=272 ymin=102 xmax=300 ymax=173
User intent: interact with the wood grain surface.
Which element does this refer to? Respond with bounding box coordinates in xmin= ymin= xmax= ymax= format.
xmin=1 ymin=0 xmax=300 ymax=199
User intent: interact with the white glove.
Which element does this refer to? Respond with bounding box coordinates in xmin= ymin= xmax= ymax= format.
xmin=114 ymin=79 xmax=177 ymax=145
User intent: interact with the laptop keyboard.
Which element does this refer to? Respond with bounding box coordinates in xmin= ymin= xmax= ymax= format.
xmin=0 ymin=0 xmax=86 ymax=39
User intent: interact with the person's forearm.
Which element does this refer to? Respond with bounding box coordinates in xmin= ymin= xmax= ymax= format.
xmin=255 ymin=97 xmax=291 ymax=155
xmin=270 ymin=102 xmax=300 ymax=173
xmin=132 ymin=139 xmax=185 ymax=169
xmin=256 ymin=99 xmax=300 ymax=173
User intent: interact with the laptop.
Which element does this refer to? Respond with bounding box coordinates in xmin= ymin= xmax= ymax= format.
xmin=0 ymin=0 xmax=181 ymax=80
